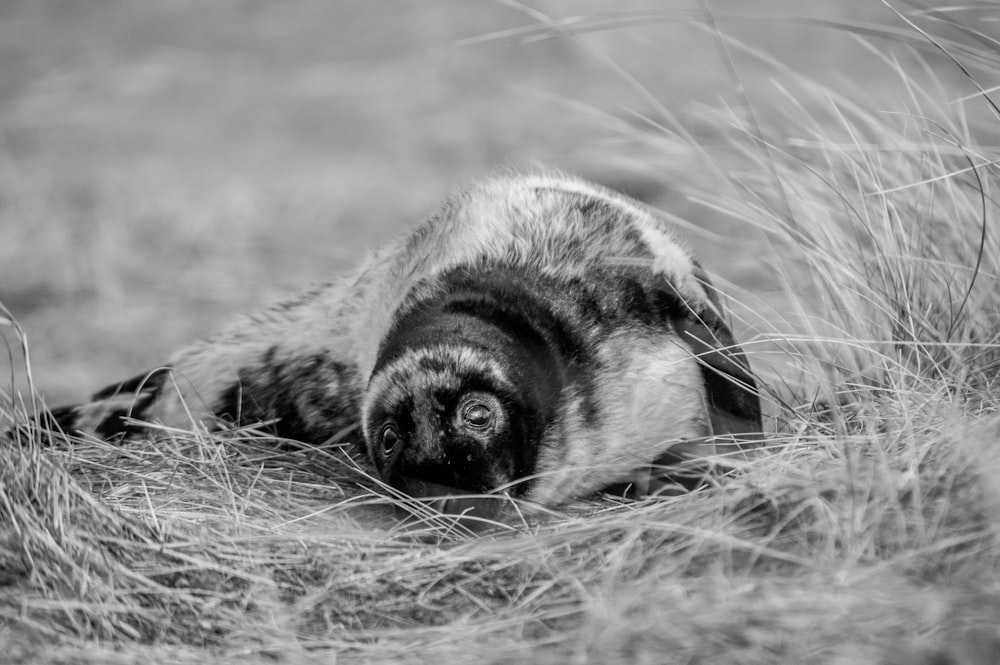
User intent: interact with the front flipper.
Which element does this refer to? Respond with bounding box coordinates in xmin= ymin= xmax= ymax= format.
xmin=675 ymin=314 xmax=761 ymax=442
xmin=602 ymin=263 xmax=764 ymax=497
xmin=49 ymin=367 xmax=173 ymax=440
xmin=652 ymin=290 xmax=762 ymax=484
xmin=605 ymin=260 xmax=763 ymax=443
xmin=47 ymin=273 xmax=373 ymax=444
xmin=50 ymin=343 xmax=366 ymax=445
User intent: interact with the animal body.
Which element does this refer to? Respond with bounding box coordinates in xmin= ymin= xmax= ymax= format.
xmin=51 ymin=172 xmax=762 ymax=506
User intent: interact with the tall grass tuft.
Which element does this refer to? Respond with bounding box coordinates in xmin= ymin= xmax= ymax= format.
xmin=3 ymin=5 xmax=1000 ymax=664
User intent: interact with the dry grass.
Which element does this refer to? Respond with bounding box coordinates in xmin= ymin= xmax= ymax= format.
xmin=4 ymin=3 xmax=1000 ymax=664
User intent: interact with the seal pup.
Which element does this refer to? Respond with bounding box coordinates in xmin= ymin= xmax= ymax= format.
xmin=50 ymin=172 xmax=762 ymax=506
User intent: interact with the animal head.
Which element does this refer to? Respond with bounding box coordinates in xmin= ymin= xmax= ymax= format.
xmin=363 ymin=347 xmax=520 ymax=495
xmin=360 ymin=283 xmax=565 ymax=498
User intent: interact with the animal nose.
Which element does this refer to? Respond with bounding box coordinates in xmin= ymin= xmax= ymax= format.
xmin=392 ymin=475 xmax=510 ymax=520
xmin=391 ymin=446 xmax=497 ymax=495
xmin=391 ymin=457 xmax=468 ymax=494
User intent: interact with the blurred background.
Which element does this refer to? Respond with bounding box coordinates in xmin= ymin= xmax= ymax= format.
xmin=0 ymin=0 xmax=981 ymax=406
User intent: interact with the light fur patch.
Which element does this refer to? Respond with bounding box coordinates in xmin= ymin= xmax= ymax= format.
xmin=518 ymin=174 xmax=715 ymax=310
xmin=528 ymin=330 xmax=708 ymax=505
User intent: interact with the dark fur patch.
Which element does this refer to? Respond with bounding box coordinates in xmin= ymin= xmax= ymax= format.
xmin=93 ymin=402 xmax=156 ymax=440
xmin=676 ymin=316 xmax=762 ymax=436
xmin=450 ymin=265 xmax=607 ymax=424
xmin=48 ymin=404 xmax=81 ymax=433
xmin=214 ymin=349 xmax=362 ymax=443
xmin=44 ymin=367 xmax=172 ymax=440
xmin=91 ymin=368 xmax=170 ymax=401
xmin=534 ymin=187 xmax=648 ymax=254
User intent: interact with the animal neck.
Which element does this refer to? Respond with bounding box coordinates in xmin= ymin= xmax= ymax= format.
xmin=379 ymin=284 xmax=567 ymax=404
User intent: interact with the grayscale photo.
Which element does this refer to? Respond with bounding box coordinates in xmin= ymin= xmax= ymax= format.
xmin=2 ymin=1 xmax=998 ymax=663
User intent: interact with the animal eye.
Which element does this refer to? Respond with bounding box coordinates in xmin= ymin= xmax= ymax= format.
xmin=380 ymin=424 xmax=400 ymax=454
xmin=462 ymin=402 xmax=493 ymax=429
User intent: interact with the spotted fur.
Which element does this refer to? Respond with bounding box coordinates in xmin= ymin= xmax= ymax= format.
xmin=50 ymin=172 xmax=762 ymax=505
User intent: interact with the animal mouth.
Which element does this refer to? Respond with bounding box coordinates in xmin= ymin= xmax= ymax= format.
xmin=394 ymin=475 xmax=510 ymax=519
